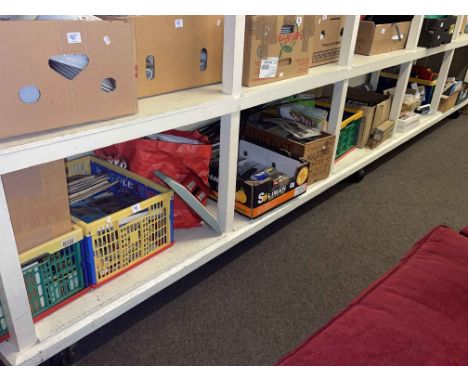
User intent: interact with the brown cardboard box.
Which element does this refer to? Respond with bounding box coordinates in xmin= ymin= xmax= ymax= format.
xmin=243 ymin=16 xmax=312 ymax=86
xmin=103 ymin=16 xmax=224 ymax=98
xmin=243 ymin=115 xmax=336 ymax=185
xmin=310 ymin=15 xmax=345 ymax=67
xmin=438 ymin=90 xmax=461 ymax=113
xmin=2 ymin=160 xmax=72 ymax=254
xmin=0 ymin=20 xmax=138 ymax=140
xmin=355 ymin=20 xmax=411 ymax=55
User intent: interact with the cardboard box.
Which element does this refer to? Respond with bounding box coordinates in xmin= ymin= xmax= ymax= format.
xmin=438 ymin=90 xmax=461 ymax=113
xmin=309 ymin=15 xmax=345 ymax=67
xmin=368 ymin=120 xmax=395 ymax=148
xmin=456 ymin=83 xmax=468 ymax=105
xmin=243 ymin=16 xmax=312 ymax=86
xmin=0 ymin=20 xmax=138 ymax=140
xmin=103 ymin=16 xmax=224 ymax=98
xmin=243 ymin=116 xmax=336 ymax=185
xmin=2 ymin=160 xmax=72 ymax=254
xmin=322 ymin=86 xmax=391 ymax=148
xmin=355 ymin=20 xmax=411 ymax=55
xmin=419 ymin=16 xmax=457 ymax=48
xmin=209 ymin=140 xmax=309 ymax=218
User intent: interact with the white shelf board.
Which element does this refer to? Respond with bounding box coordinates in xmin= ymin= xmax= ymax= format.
xmin=0 ymin=84 xmax=236 ymax=175
xmin=1 ymin=97 xmax=466 ymax=365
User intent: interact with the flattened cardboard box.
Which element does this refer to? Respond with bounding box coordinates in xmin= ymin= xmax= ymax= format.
xmin=309 ymin=15 xmax=345 ymax=67
xmin=243 ymin=15 xmax=312 ymax=86
xmin=355 ymin=20 xmax=411 ymax=55
xmin=0 ymin=20 xmax=137 ymax=140
xmin=2 ymin=160 xmax=72 ymax=254
xmin=103 ymin=16 xmax=224 ymax=98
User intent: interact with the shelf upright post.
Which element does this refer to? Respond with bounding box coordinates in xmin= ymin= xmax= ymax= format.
xmin=0 ymin=178 xmax=37 ymax=354
xmin=218 ymin=16 xmax=245 ymax=233
xmin=429 ymin=49 xmax=455 ymax=113
xmin=453 ymin=15 xmax=465 ymax=39
xmin=328 ymin=16 xmax=359 ymax=168
xmin=389 ymin=16 xmax=424 ymax=136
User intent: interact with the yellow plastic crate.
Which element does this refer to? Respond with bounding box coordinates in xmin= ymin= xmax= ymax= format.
xmin=66 ymin=156 xmax=174 ymax=286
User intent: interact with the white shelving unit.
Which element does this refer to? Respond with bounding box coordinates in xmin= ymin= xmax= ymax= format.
xmin=0 ymin=15 xmax=467 ymax=365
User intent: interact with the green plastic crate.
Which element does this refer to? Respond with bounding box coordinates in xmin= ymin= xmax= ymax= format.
xmin=336 ymin=117 xmax=361 ymax=159
xmin=0 ymin=238 xmax=86 ymax=342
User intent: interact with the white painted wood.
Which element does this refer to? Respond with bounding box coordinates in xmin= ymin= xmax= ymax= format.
xmin=338 ymin=16 xmax=360 ymax=67
xmin=328 ymin=80 xmax=350 ymax=165
xmin=2 ymin=97 xmax=466 ymax=366
xmin=389 ymin=62 xmax=413 ymax=124
xmin=370 ymin=71 xmax=381 ymax=91
xmin=430 ymin=49 xmax=456 ymax=113
xmin=222 ymin=16 xmax=245 ymax=96
xmin=217 ymin=112 xmax=240 ymax=233
xmin=0 ymin=179 xmax=37 ymax=352
xmin=453 ymin=16 xmax=465 ymax=40
xmin=406 ymin=15 xmax=424 ymax=50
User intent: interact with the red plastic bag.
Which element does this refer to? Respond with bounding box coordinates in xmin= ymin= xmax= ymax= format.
xmin=95 ymin=130 xmax=212 ymax=228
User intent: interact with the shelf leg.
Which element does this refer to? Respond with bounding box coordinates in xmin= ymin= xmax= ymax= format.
xmin=217 ymin=112 xmax=241 ymax=233
xmin=430 ymin=50 xmax=455 ymax=113
xmin=338 ymin=16 xmax=360 ymax=67
xmin=328 ymin=79 xmax=350 ymax=170
xmin=0 ymin=178 xmax=37 ymax=353
xmin=222 ymin=15 xmax=245 ymax=96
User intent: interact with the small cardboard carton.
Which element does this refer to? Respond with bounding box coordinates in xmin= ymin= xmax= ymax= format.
xmin=0 ymin=19 xmax=138 ymax=140
xmin=2 ymin=160 xmax=72 ymax=254
xmin=438 ymin=90 xmax=461 ymax=113
xmin=209 ymin=140 xmax=309 ymax=218
xmin=243 ymin=111 xmax=336 ymax=185
xmin=309 ymin=15 xmax=345 ymax=67
xmin=355 ymin=19 xmax=411 ymax=55
xmin=243 ymin=16 xmax=312 ymax=86
xmin=103 ymin=16 xmax=224 ymax=98
xmin=419 ymin=16 xmax=457 ymax=48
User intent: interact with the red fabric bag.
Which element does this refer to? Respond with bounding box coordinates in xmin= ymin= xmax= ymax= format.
xmin=95 ymin=130 xmax=212 ymax=228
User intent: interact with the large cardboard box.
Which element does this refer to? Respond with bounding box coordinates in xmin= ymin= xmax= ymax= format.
xmin=309 ymin=15 xmax=345 ymax=67
xmin=243 ymin=115 xmax=336 ymax=185
xmin=103 ymin=16 xmax=224 ymax=98
xmin=355 ymin=20 xmax=411 ymax=55
xmin=209 ymin=140 xmax=309 ymax=218
xmin=0 ymin=20 xmax=138 ymax=140
xmin=243 ymin=16 xmax=312 ymax=86
xmin=2 ymin=160 xmax=72 ymax=254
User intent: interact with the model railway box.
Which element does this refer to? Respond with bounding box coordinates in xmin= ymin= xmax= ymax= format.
xmin=209 ymin=140 xmax=309 ymax=219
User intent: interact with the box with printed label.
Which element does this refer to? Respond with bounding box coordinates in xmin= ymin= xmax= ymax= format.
xmin=2 ymin=160 xmax=72 ymax=254
xmin=209 ymin=140 xmax=309 ymax=219
xmin=0 ymin=19 xmax=138 ymax=140
xmin=243 ymin=15 xmax=312 ymax=86
xmin=355 ymin=18 xmax=412 ymax=55
xmin=102 ymin=16 xmax=224 ymax=98
xmin=309 ymin=15 xmax=345 ymax=67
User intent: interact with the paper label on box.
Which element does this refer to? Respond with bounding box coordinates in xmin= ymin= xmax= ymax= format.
xmin=294 ymin=184 xmax=307 ymax=196
xmin=131 ymin=203 xmax=142 ymax=213
xmin=296 ymin=17 xmax=303 ymax=25
xmin=175 ymin=19 xmax=184 ymax=28
xmin=103 ymin=35 xmax=112 ymax=45
xmin=259 ymin=57 xmax=279 ymax=78
xmin=391 ymin=33 xmax=405 ymax=40
xmin=62 ymin=237 xmax=76 ymax=249
xmin=381 ymin=28 xmax=386 ymax=34
xmin=67 ymin=32 xmax=82 ymax=44
xmin=322 ymin=15 xmax=328 ymax=20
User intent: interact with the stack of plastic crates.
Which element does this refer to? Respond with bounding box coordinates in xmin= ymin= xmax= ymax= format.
xmin=66 ymin=156 xmax=174 ymax=287
xmin=0 ymin=225 xmax=87 ymax=342
xmin=315 ymin=101 xmax=363 ymax=159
